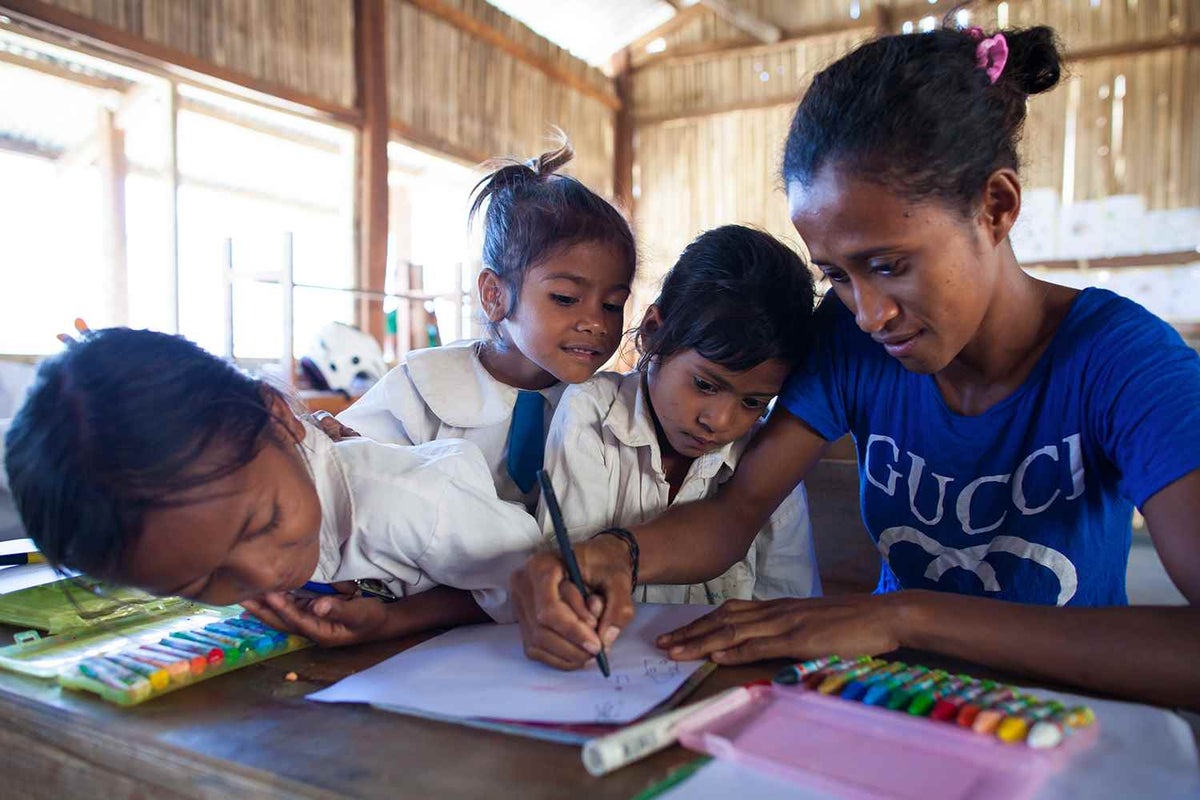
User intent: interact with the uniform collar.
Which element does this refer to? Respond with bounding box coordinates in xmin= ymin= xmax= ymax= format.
xmin=297 ymin=419 xmax=354 ymax=582
xmin=602 ymin=371 xmax=739 ymax=481
xmin=406 ymin=339 xmax=564 ymax=427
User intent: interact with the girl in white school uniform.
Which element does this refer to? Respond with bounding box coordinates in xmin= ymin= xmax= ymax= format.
xmin=244 ymin=142 xmax=637 ymax=644
xmin=539 ymin=225 xmax=822 ymax=608
xmin=5 ymin=329 xmax=542 ymax=625
xmin=338 ymin=140 xmax=637 ymax=512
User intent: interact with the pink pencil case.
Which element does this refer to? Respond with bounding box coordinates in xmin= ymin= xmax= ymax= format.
xmin=675 ymin=683 xmax=1098 ymax=800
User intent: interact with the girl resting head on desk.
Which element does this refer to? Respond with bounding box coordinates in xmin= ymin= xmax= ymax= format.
xmin=4 ymin=327 xmax=543 ymax=632
xmin=509 ymin=25 xmax=1200 ymax=710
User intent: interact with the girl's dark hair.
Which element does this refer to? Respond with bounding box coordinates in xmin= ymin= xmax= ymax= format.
xmin=636 ymin=225 xmax=815 ymax=372
xmin=469 ymin=137 xmax=637 ymax=336
xmin=4 ymin=328 xmax=285 ymax=579
xmin=782 ymin=25 xmax=1063 ymax=215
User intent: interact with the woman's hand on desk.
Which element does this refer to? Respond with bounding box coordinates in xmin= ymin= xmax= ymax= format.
xmin=657 ymin=594 xmax=908 ymax=664
xmin=510 ymin=537 xmax=634 ymax=669
xmin=241 ymin=592 xmax=392 ymax=647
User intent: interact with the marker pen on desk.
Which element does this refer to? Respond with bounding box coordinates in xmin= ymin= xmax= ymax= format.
xmin=581 ymin=687 xmax=750 ymax=776
xmin=0 ymin=552 xmax=46 ymax=567
xmin=536 ymin=470 xmax=610 ymax=678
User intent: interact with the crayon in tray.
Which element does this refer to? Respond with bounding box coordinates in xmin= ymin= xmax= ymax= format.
xmin=0 ymin=605 xmax=309 ymax=706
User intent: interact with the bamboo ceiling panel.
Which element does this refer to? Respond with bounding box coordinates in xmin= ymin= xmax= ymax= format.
xmin=389 ymin=0 xmax=614 ymax=196
xmin=38 ymin=0 xmax=356 ymax=107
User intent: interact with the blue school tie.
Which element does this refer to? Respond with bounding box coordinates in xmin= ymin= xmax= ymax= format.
xmin=506 ymin=390 xmax=545 ymax=494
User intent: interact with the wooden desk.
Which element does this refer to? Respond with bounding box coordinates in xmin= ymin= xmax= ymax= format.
xmin=1 ymin=634 xmax=1195 ymax=800
xmin=0 ymin=631 xmax=772 ymax=800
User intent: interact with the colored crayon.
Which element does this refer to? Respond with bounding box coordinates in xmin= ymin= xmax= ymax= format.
xmin=973 ymin=696 xmax=1029 ymax=735
xmin=817 ymin=659 xmax=886 ymax=695
xmin=142 ymin=642 xmax=208 ymax=675
xmin=206 ymin=623 xmax=275 ymax=654
xmin=863 ymin=666 xmax=928 ymax=706
xmin=930 ymin=680 xmax=993 ymax=721
xmin=161 ymin=636 xmax=224 ymax=665
xmin=956 ymin=686 xmax=1013 ymax=727
xmin=190 ymin=626 xmax=255 ymax=653
xmin=840 ymin=662 xmax=906 ymax=701
xmin=995 ymin=699 xmax=1063 ymax=744
xmin=774 ymin=655 xmax=841 ymax=685
xmin=127 ymin=647 xmax=192 ymax=680
xmin=1027 ymin=705 xmax=1096 ymax=749
xmin=79 ymin=658 xmax=151 ymax=702
xmin=907 ymin=677 xmax=966 ymax=717
xmin=886 ymin=670 xmax=949 ymax=710
xmin=172 ymin=630 xmax=242 ymax=663
xmin=107 ymin=653 xmax=171 ymax=691
xmin=227 ymin=617 xmax=289 ymax=645
xmin=803 ymin=656 xmax=870 ymax=690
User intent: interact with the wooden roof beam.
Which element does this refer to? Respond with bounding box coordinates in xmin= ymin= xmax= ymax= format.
xmin=694 ymin=0 xmax=780 ymax=44
xmin=401 ymin=0 xmax=620 ymax=110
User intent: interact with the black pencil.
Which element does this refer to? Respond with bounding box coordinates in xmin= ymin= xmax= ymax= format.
xmin=536 ymin=470 xmax=611 ymax=678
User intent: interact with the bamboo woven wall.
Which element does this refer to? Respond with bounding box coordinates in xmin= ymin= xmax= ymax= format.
xmin=631 ymin=0 xmax=1200 ymax=293
xmin=389 ymin=0 xmax=615 ymax=196
xmin=37 ymin=0 xmax=356 ymax=108
xmin=633 ymin=103 xmax=799 ymax=307
xmin=632 ymin=29 xmax=870 ymax=123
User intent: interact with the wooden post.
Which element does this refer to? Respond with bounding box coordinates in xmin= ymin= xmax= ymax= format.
xmin=96 ymin=107 xmax=129 ymax=326
xmin=612 ymin=47 xmax=635 ymax=217
xmin=355 ymin=0 xmax=389 ymax=345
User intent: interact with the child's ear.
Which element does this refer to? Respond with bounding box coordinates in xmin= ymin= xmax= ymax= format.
xmin=477 ymin=269 xmax=509 ymax=323
xmin=263 ymin=390 xmax=306 ymax=443
xmin=640 ymin=304 xmax=664 ymax=335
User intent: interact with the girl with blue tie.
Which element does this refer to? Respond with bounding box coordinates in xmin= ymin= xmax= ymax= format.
xmin=245 ymin=139 xmax=637 ymax=644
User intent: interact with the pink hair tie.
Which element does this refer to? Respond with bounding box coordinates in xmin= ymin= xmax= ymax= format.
xmin=966 ymin=27 xmax=1008 ymax=84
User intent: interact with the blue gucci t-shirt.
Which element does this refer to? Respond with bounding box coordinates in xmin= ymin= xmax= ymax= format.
xmin=781 ymin=288 xmax=1200 ymax=606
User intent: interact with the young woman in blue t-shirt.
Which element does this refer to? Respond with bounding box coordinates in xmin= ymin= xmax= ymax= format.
xmin=510 ymin=25 xmax=1200 ymax=709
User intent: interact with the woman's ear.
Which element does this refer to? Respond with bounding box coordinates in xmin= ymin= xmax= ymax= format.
xmin=979 ymin=168 xmax=1021 ymax=246
xmin=477 ymin=269 xmax=509 ymax=323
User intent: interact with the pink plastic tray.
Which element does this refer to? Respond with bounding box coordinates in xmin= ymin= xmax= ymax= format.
xmin=676 ymin=684 xmax=1098 ymax=800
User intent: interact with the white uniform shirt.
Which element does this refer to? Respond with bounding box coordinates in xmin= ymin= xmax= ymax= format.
xmin=337 ymin=340 xmax=564 ymax=511
xmin=539 ymin=372 xmax=821 ymax=605
xmin=301 ymin=421 xmax=542 ymax=622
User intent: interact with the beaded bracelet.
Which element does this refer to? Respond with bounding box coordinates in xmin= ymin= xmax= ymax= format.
xmin=592 ymin=527 xmax=639 ymax=591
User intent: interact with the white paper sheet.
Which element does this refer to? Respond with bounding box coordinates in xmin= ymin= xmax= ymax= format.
xmin=662 ymin=686 xmax=1200 ymax=800
xmin=307 ymin=603 xmax=712 ymax=724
